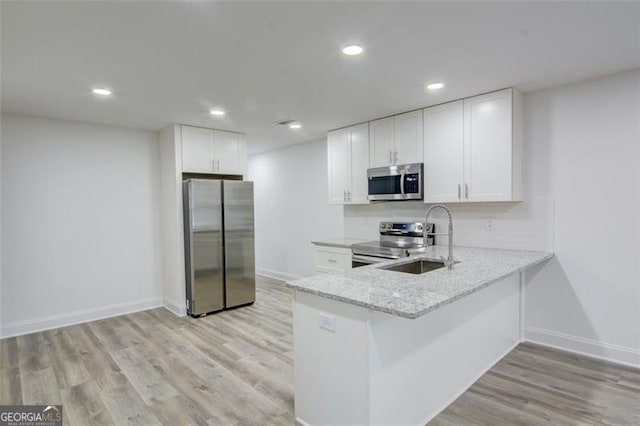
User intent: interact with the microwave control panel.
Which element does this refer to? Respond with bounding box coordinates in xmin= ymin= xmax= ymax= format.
xmin=404 ymin=173 xmax=420 ymax=193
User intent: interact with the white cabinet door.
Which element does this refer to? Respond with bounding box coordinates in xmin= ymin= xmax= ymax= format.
xmin=182 ymin=126 xmax=247 ymax=176
xmin=327 ymin=128 xmax=349 ymax=205
xmin=393 ymin=110 xmax=423 ymax=165
xmin=214 ymin=130 xmax=243 ymax=175
xmin=369 ymin=117 xmax=393 ymax=167
xmin=423 ymin=101 xmax=464 ymax=203
xmin=348 ymin=123 xmax=370 ymax=204
xmin=182 ymin=126 xmax=214 ymax=173
xmin=463 ymin=89 xmax=513 ymax=201
xmin=314 ymin=246 xmax=352 ymax=274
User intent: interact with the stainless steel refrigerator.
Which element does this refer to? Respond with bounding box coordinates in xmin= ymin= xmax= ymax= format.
xmin=183 ymin=179 xmax=255 ymax=316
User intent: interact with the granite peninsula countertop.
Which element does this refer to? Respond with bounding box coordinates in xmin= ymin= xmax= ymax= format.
xmin=311 ymin=238 xmax=370 ymax=249
xmin=287 ymin=245 xmax=553 ymax=319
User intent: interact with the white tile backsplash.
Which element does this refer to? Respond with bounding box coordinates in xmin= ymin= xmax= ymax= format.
xmin=344 ymin=196 xmax=553 ymax=252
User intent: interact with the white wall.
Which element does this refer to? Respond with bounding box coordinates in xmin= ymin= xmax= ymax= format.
xmin=0 ymin=112 xmax=3 ymax=326
xmin=523 ymin=69 xmax=640 ymax=366
xmin=0 ymin=114 xmax=163 ymax=337
xmin=158 ymin=125 xmax=186 ymax=315
xmin=248 ymin=138 xmax=344 ymax=279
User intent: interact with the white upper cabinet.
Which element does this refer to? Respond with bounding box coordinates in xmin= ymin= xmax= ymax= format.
xmin=348 ymin=123 xmax=370 ymax=204
xmin=181 ymin=125 xmax=214 ymax=173
xmin=214 ymin=130 xmax=246 ymax=175
xmin=423 ymin=88 xmax=523 ymax=203
xmin=370 ymin=111 xmax=423 ymax=167
xmin=393 ymin=110 xmax=424 ymax=165
xmin=423 ymin=100 xmax=464 ymax=203
xmin=181 ymin=125 xmax=247 ymax=176
xmin=327 ymin=128 xmax=350 ymax=205
xmin=369 ymin=117 xmax=394 ymax=167
xmin=327 ymin=123 xmax=370 ymax=205
xmin=463 ymin=89 xmax=520 ymax=201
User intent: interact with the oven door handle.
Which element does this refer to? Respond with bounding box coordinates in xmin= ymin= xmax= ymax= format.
xmin=352 ymin=254 xmax=398 ymax=265
xmin=400 ymin=169 xmax=406 ymax=199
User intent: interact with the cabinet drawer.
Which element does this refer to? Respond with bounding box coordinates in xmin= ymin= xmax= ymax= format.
xmin=314 ymin=246 xmax=352 ymax=273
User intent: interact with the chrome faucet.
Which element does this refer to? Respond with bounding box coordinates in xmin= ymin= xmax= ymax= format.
xmin=424 ymin=204 xmax=454 ymax=270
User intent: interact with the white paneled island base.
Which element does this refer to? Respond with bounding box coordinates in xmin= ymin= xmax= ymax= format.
xmin=293 ymin=272 xmax=522 ymax=425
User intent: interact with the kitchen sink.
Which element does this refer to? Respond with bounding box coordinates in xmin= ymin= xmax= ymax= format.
xmin=379 ymin=258 xmax=447 ymax=275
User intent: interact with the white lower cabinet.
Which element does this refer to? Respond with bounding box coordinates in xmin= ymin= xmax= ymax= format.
xmin=313 ymin=246 xmax=352 ymax=274
xmin=423 ymin=88 xmax=523 ymax=203
xmin=327 ymin=123 xmax=370 ymax=205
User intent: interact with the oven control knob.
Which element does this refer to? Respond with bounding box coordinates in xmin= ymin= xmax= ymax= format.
xmin=417 ymin=224 xmax=423 ymax=231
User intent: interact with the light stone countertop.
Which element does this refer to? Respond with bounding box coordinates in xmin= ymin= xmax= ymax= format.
xmin=311 ymin=238 xmax=371 ymax=249
xmin=286 ymin=245 xmax=553 ymax=319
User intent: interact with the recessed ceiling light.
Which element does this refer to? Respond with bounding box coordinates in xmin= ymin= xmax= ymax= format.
xmin=210 ymin=109 xmax=226 ymax=116
xmin=426 ymin=83 xmax=445 ymax=90
xmin=92 ymin=88 xmax=112 ymax=96
xmin=289 ymin=123 xmax=302 ymax=129
xmin=342 ymin=45 xmax=364 ymax=56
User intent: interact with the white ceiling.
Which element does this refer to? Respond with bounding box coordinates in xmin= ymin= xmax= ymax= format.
xmin=2 ymin=1 xmax=639 ymax=154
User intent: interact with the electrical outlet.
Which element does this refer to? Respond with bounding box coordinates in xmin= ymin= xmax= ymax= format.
xmin=318 ymin=313 xmax=336 ymax=332
xmin=485 ymin=219 xmax=494 ymax=231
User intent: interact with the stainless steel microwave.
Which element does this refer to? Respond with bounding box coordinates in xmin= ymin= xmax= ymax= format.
xmin=367 ymin=163 xmax=423 ymax=201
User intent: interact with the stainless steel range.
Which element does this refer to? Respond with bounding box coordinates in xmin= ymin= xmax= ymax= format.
xmin=351 ymin=221 xmax=435 ymax=268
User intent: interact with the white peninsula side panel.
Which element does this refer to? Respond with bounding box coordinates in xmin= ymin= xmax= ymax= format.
xmin=292 ymin=273 xmax=521 ymax=425
xmin=293 ymin=292 xmax=370 ymax=424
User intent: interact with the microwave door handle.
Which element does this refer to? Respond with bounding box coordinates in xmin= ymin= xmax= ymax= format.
xmin=400 ymin=169 xmax=406 ymax=199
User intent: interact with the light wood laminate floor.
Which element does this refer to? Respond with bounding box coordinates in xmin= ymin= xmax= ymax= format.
xmin=1 ymin=276 xmax=638 ymax=425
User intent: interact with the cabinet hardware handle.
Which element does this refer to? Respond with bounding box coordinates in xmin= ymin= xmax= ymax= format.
xmin=465 ymin=183 xmax=469 ymax=199
xmin=212 ymin=159 xmax=216 ymax=171
xmin=328 ymin=259 xmax=337 ymax=263
xmin=388 ymin=150 xmax=392 ymax=164
xmin=458 ymin=184 xmax=461 ymax=200
xmin=394 ymin=150 xmax=398 ymax=165
xmin=348 ymin=190 xmax=351 ymax=201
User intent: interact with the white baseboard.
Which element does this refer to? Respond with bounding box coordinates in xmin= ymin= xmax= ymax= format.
xmin=525 ymin=326 xmax=640 ymax=368
xmin=256 ymin=267 xmax=304 ymax=282
xmin=0 ymin=297 xmax=163 ymax=339
xmin=163 ymin=298 xmax=187 ymax=317
xmin=295 ymin=417 xmax=312 ymax=426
